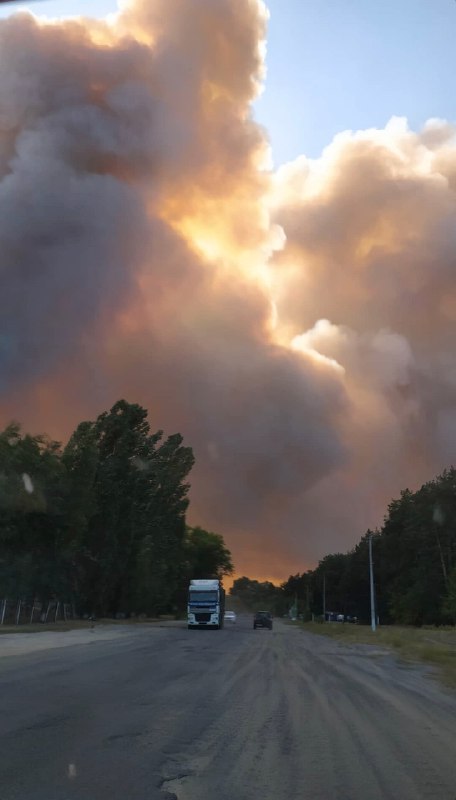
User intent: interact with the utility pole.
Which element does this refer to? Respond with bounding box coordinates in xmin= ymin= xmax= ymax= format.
xmin=369 ymin=531 xmax=376 ymax=632
xmin=323 ymin=574 xmax=326 ymax=621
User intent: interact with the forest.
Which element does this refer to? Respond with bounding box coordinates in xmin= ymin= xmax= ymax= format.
xmin=232 ymin=468 xmax=456 ymax=626
xmin=0 ymin=400 xmax=233 ymax=620
xmin=3 ymin=396 xmax=455 ymax=627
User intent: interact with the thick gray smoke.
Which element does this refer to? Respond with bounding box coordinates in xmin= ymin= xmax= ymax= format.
xmin=1 ymin=3 xmax=455 ymax=580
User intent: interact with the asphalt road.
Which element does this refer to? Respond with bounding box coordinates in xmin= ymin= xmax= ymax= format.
xmin=1 ymin=617 xmax=456 ymax=800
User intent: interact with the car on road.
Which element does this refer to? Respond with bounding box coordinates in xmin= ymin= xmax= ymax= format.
xmin=253 ymin=611 xmax=273 ymax=630
xmin=224 ymin=611 xmax=237 ymax=623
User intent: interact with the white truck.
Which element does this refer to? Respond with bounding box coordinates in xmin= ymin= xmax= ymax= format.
xmin=187 ymin=579 xmax=225 ymax=630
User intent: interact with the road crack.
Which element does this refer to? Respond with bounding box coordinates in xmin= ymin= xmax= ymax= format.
xmin=159 ymin=765 xmax=193 ymax=799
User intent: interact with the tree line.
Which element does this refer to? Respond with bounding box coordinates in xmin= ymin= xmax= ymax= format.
xmin=0 ymin=400 xmax=233 ymax=618
xmin=232 ymin=468 xmax=456 ymax=626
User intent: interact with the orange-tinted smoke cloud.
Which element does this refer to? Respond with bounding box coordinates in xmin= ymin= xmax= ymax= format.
xmin=1 ymin=3 xmax=455 ymax=583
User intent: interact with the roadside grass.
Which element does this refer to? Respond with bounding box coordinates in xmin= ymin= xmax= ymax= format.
xmin=301 ymin=622 xmax=456 ymax=688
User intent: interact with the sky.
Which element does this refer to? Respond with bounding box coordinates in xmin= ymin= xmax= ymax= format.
xmin=0 ymin=0 xmax=455 ymax=583
xmin=257 ymin=0 xmax=456 ymax=162
xmin=2 ymin=0 xmax=454 ymax=164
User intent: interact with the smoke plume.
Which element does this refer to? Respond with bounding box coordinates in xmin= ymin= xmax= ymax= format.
xmin=1 ymin=1 xmax=455 ymax=580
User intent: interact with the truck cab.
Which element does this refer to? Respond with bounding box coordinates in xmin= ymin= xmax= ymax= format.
xmin=187 ymin=579 xmax=225 ymax=630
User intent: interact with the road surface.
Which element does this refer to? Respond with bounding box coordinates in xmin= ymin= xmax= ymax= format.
xmin=1 ymin=617 xmax=455 ymax=800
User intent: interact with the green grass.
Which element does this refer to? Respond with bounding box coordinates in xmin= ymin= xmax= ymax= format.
xmin=301 ymin=622 xmax=456 ymax=688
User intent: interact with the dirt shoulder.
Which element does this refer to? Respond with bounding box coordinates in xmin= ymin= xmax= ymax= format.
xmin=0 ymin=617 xmax=166 ymax=635
xmin=0 ymin=620 xmax=173 ymax=658
xmin=301 ymin=621 xmax=456 ymax=687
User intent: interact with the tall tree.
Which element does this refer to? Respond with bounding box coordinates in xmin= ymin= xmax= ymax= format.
xmin=64 ymin=400 xmax=195 ymax=615
xmin=0 ymin=423 xmax=67 ymax=600
xmin=182 ymin=526 xmax=233 ymax=579
xmin=134 ymin=432 xmax=195 ymax=614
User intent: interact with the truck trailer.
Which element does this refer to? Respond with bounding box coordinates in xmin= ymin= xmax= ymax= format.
xmin=187 ymin=579 xmax=225 ymax=629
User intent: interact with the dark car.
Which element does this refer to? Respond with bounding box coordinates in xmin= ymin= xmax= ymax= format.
xmin=253 ymin=611 xmax=273 ymax=630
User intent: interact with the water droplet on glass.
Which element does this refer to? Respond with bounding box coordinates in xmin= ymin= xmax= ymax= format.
xmin=22 ymin=473 xmax=34 ymax=494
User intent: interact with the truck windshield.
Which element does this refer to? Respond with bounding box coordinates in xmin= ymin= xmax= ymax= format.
xmin=189 ymin=591 xmax=218 ymax=603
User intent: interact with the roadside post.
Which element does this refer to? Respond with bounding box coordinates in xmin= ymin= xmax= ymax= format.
xmin=323 ymin=574 xmax=326 ymax=622
xmin=369 ymin=532 xmax=376 ymax=632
